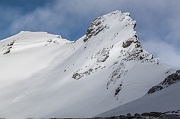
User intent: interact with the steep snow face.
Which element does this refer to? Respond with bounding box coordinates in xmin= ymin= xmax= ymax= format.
xmin=0 ymin=11 xmax=174 ymax=118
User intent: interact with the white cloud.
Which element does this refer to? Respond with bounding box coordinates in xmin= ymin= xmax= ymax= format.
xmin=166 ymin=16 xmax=180 ymax=44
xmin=9 ymin=0 xmax=124 ymax=39
xmin=142 ymin=38 xmax=180 ymax=69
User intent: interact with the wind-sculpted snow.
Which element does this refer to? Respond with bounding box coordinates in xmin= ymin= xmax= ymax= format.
xmin=0 ymin=11 xmax=176 ymax=118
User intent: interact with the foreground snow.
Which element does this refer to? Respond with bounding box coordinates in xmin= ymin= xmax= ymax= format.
xmin=0 ymin=11 xmax=177 ymax=118
xmin=98 ymin=81 xmax=180 ymax=117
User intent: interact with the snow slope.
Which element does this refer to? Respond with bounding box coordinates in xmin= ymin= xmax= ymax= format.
xmin=98 ymin=81 xmax=180 ymax=117
xmin=0 ymin=11 xmax=175 ymax=118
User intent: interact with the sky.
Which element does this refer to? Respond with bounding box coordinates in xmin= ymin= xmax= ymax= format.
xmin=0 ymin=0 xmax=180 ymax=68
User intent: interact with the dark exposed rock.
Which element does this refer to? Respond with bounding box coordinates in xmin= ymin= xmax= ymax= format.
xmin=72 ymin=72 xmax=82 ymax=80
xmin=72 ymin=68 xmax=94 ymax=80
xmin=176 ymin=70 xmax=180 ymax=74
xmin=7 ymin=41 xmax=15 ymax=46
xmin=162 ymin=73 xmax=180 ymax=85
xmin=83 ymin=17 xmax=107 ymax=42
xmin=148 ymin=86 xmax=163 ymax=94
xmin=72 ymin=48 xmax=108 ymax=80
xmin=83 ymin=37 xmax=89 ymax=43
xmin=122 ymin=38 xmax=140 ymax=48
xmin=3 ymin=49 xmax=10 ymax=54
xmin=122 ymin=40 xmax=133 ymax=48
xmin=141 ymin=112 xmax=163 ymax=117
xmin=2 ymin=40 xmax=16 ymax=55
xmin=148 ymin=70 xmax=180 ymax=94
xmin=96 ymin=48 xmax=109 ymax=63
xmin=135 ymin=44 xmax=141 ymax=48
xmin=134 ymin=113 xmax=141 ymax=118
xmin=133 ymin=22 xmax=136 ymax=29
xmin=133 ymin=35 xmax=137 ymax=38
xmin=95 ymin=111 xmax=179 ymax=119
xmin=120 ymin=37 xmax=154 ymax=64
xmin=115 ymin=86 xmax=122 ymax=96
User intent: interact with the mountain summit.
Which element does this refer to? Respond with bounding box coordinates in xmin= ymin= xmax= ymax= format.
xmin=0 ymin=11 xmax=179 ymax=118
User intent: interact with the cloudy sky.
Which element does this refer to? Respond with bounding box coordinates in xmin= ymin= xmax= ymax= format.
xmin=0 ymin=0 xmax=180 ymax=68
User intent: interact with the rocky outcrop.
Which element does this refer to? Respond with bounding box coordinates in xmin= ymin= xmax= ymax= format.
xmin=2 ymin=40 xmax=15 ymax=54
xmin=147 ymin=86 xmax=163 ymax=94
xmin=162 ymin=70 xmax=180 ymax=85
xmin=96 ymin=48 xmax=109 ymax=63
xmin=148 ymin=70 xmax=180 ymax=94
xmin=72 ymin=68 xmax=93 ymax=80
xmin=122 ymin=38 xmax=140 ymax=48
xmin=96 ymin=111 xmax=180 ymax=119
xmin=72 ymin=48 xmax=108 ymax=80
xmin=83 ymin=16 xmax=108 ymax=42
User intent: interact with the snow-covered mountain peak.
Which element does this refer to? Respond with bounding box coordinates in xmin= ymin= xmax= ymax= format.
xmin=0 ymin=31 xmax=69 ymax=55
xmin=18 ymin=31 xmax=63 ymax=40
xmin=78 ymin=11 xmax=158 ymax=81
xmin=0 ymin=11 xmax=177 ymax=118
xmin=83 ymin=10 xmax=136 ymax=43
